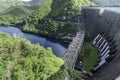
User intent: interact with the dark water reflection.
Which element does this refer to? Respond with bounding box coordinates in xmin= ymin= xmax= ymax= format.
xmin=0 ymin=26 xmax=68 ymax=57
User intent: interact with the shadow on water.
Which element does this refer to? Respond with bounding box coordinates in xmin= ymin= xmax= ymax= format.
xmin=0 ymin=26 xmax=69 ymax=57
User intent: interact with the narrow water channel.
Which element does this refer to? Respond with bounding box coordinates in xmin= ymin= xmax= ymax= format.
xmin=0 ymin=26 xmax=68 ymax=57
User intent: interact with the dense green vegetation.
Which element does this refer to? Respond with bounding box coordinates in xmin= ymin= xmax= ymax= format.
xmin=0 ymin=5 xmax=36 ymax=26
xmin=80 ymin=39 xmax=98 ymax=72
xmin=49 ymin=0 xmax=94 ymax=16
xmin=0 ymin=32 xmax=84 ymax=80
xmin=0 ymin=0 xmax=97 ymax=80
xmin=0 ymin=0 xmax=23 ymax=13
xmin=68 ymin=68 xmax=85 ymax=80
xmin=21 ymin=0 xmax=94 ymax=38
xmin=23 ymin=18 xmax=78 ymax=37
xmin=0 ymin=32 xmax=64 ymax=80
xmin=0 ymin=0 xmax=94 ymax=38
xmin=0 ymin=0 xmax=95 ymax=79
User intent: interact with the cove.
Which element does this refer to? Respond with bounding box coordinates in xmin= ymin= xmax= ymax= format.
xmin=0 ymin=26 xmax=68 ymax=57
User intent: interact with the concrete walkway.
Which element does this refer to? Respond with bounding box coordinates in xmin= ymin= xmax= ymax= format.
xmin=63 ymin=31 xmax=85 ymax=68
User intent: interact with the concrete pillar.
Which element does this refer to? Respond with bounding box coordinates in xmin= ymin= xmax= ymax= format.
xmin=94 ymin=59 xmax=106 ymax=71
xmin=101 ymin=45 xmax=109 ymax=53
xmin=101 ymin=42 xmax=108 ymax=52
xmin=97 ymin=38 xmax=105 ymax=48
xmin=101 ymin=54 xmax=109 ymax=61
xmin=96 ymin=37 xmax=104 ymax=47
xmin=93 ymin=34 xmax=101 ymax=45
xmin=101 ymin=50 xmax=110 ymax=60
xmin=99 ymin=39 xmax=106 ymax=49
xmin=101 ymin=46 xmax=110 ymax=56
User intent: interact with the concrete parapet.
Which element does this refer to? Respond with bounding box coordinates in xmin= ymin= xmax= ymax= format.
xmin=63 ymin=31 xmax=85 ymax=68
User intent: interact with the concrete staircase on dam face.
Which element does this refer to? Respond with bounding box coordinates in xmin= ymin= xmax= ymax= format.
xmin=83 ymin=7 xmax=120 ymax=80
xmin=63 ymin=31 xmax=85 ymax=68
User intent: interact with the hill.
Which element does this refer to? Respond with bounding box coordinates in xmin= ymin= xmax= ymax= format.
xmin=0 ymin=0 xmax=94 ymax=38
xmin=0 ymin=0 xmax=39 ymax=26
xmin=0 ymin=32 xmax=84 ymax=80
xmin=0 ymin=32 xmax=64 ymax=79
xmin=0 ymin=0 xmax=93 ymax=79
xmin=0 ymin=0 xmax=23 ymax=13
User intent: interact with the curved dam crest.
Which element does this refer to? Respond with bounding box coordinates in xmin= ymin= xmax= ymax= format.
xmin=83 ymin=7 xmax=120 ymax=80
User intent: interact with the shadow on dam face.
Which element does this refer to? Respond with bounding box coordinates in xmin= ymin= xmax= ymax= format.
xmin=83 ymin=7 xmax=120 ymax=80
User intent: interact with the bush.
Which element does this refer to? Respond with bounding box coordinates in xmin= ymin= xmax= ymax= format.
xmin=0 ymin=33 xmax=65 ymax=80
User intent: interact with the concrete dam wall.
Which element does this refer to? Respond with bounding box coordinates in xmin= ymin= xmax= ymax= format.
xmin=83 ymin=7 xmax=120 ymax=80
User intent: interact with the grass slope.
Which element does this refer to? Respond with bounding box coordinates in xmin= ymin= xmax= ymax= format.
xmin=80 ymin=41 xmax=98 ymax=72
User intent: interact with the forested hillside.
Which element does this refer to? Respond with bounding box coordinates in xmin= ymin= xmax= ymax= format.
xmin=0 ymin=0 xmax=94 ymax=38
xmin=0 ymin=32 xmax=84 ymax=80
xmin=0 ymin=0 xmax=94 ymax=80
xmin=0 ymin=32 xmax=62 ymax=79
xmin=0 ymin=0 xmax=23 ymax=13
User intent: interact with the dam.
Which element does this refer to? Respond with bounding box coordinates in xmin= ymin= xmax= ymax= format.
xmin=63 ymin=31 xmax=85 ymax=68
xmin=83 ymin=7 xmax=120 ymax=80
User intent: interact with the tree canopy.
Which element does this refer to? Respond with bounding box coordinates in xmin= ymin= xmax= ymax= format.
xmin=0 ymin=33 xmax=64 ymax=80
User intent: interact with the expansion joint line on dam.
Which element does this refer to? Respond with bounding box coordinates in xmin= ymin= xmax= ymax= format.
xmin=63 ymin=31 xmax=85 ymax=68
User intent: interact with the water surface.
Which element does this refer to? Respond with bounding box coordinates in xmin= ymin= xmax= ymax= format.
xmin=0 ymin=26 xmax=68 ymax=57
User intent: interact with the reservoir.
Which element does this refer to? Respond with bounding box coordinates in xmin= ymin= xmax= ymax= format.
xmin=0 ymin=26 xmax=68 ymax=57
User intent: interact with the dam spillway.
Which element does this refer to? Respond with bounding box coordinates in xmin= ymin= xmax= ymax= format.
xmin=83 ymin=7 xmax=120 ymax=80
